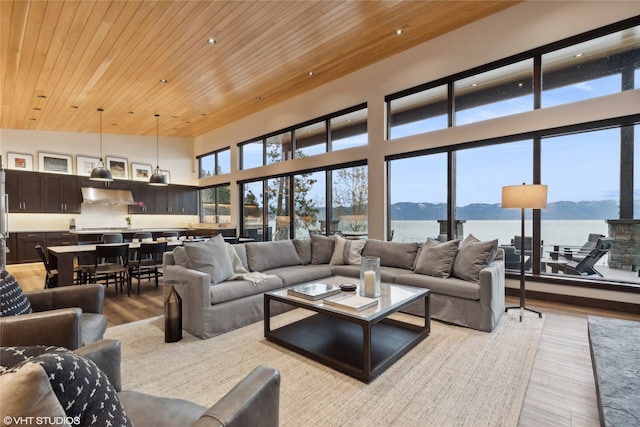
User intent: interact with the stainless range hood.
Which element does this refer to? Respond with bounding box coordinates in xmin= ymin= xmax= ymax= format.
xmin=81 ymin=187 xmax=135 ymax=205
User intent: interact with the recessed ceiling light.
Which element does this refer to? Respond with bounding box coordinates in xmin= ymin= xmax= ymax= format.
xmin=207 ymin=38 xmax=216 ymax=45
xmin=111 ymin=123 xmax=118 ymax=127
xmin=71 ymin=105 xmax=79 ymax=109
xmin=518 ymin=82 xmax=523 ymax=87
xmin=33 ymin=107 xmax=41 ymax=111
xmin=308 ymin=71 xmax=314 ymax=77
xmin=574 ymin=53 xmax=584 ymax=58
xmin=256 ymin=96 xmax=262 ymax=101
xmin=37 ymin=95 xmax=47 ymax=99
xmin=128 ymin=111 xmax=134 ymax=114
xmin=200 ymin=113 xmax=207 ymax=117
xmin=29 ymin=118 xmax=36 ymax=121
xmin=160 ymin=79 xmax=168 ymax=83
xmin=172 ymin=115 xmax=179 ymax=119
xmin=471 ymin=83 xmax=478 ymax=87
xmin=395 ymin=29 xmax=404 ymax=36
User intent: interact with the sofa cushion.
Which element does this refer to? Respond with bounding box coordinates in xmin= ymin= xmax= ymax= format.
xmin=330 ymin=235 xmax=367 ymax=265
xmin=0 ymin=270 xmax=32 ymax=317
xmin=310 ymin=234 xmax=335 ymax=264
xmin=331 ymin=265 xmax=411 ymax=283
xmin=394 ymin=273 xmax=481 ymax=300
xmin=246 ymin=240 xmax=300 ymax=272
xmin=0 ymin=346 xmax=132 ymax=427
xmin=413 ymin=238 xmax=460 ymax=278
xmin=361 ymin=239 xmax=419 ymax=270
xmin=233 ymin=244 xmax=249 ymax=270
xmin=81 ymin=313 xmax=108 ymax=346
xmin=210 ymin=276 xmax=284 ymax=304
xmin=292 ymin=239 xmax=312 ymax=265
xmin=119 ymin=390 xmax=206 ymax=427
xmin=266 ymin=265 xmax=333 ymax=287
xmin=452 ymin=235 xmax=499 ymax=283
xmin=183 ymin=235 xmax=234 ymax=284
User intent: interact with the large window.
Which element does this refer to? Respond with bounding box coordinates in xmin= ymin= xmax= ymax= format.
xmin=455 ymin=60 xmax=533 ymax=126
xmin=239 ymin=104 xmax=367 ymax=169
xmin=198 ymin=147 xmax=230 ymax=178
xmin=294 ymin=170 xmax=324 ymax=239
xmin=332 ymin=165 xmax=368 ymax=236
xmin=457 ymin=141 xmax=533 ymax=245
xmin=388 ymin=154 xmax=447 ymax=242
xmin=389 ymin=85 xmax=448 ymax=140
xmin=542 ymin=27 xmax=639 ymax=108
xmin=199 ymin=184 xmax=230 ymax=224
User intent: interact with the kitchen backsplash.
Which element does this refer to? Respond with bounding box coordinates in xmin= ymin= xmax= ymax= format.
xmin=8 ymin=204 xmax=197 ymax=231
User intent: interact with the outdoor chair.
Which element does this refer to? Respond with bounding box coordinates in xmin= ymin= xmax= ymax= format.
xmin=562 ymin=237 xmax=614 ymax=276
xmin=552 ymin=233 xmax=605 ymax=261
xmin=128 ymin=241 xmax=167 ymax=294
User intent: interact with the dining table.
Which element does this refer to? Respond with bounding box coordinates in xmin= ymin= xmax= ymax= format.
xmin=48 ymin=239 xmax=184 ymax=287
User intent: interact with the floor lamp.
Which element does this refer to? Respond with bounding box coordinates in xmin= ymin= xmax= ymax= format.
xmin=502 ymin=183 xmax=547 ymax=322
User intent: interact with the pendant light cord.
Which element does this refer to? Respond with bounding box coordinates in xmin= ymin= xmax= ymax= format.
xmin=156 ymin=114 xmax=160 ymax=168
xmin=98 ymin=108 xmax=104 ymax=161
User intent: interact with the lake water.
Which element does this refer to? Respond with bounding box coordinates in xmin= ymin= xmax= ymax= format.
xmin=391 ymin=219 xmax=609 ymax=256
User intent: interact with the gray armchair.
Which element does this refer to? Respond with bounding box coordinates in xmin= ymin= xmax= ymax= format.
xmin=77 ymin=339 xmax=281 ymax=427
xmin=0 ymin=283 xmax=107 ymax=350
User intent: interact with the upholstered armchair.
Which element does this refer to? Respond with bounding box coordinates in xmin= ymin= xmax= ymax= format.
xmin=77 ymin=339 xmax=281 ymax=427
xmin=0 ymin=271 xmax=107 ymax=350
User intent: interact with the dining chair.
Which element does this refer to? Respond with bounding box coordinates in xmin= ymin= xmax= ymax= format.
xmin=162 ymin=231 xmax=180 ymax=238
xmin=128 ymin=241 xmax=167 ymax=294
xmin=102 ymin=233 xmax=124 ymax=243
xmin=35 ymin=245 xmax=59 ymax=288
xmin=76 ymin=240 xmax=105 ymax=284
xmin=86 ymin=244 xmax=130 ymax=296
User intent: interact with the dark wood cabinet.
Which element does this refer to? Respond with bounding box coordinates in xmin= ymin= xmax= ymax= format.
xmin=5 ymin=233 xmax=17 ymax=264
xmin=15 ymin=232 xmax=47 ymax=263
xmin=167 ymin=185 xmax=198 ymax=214
xmin=46 ymin=231 xmax=77 ymax=247
xmin=6 ymin=170 xmax=45 ymax=212
xmin=130 ymin=182 xmax=156 ymax=213
xmin=130 ymin=183 xmax=197 ymax=215
xmin=44 ymin=175 xmax=82 ymax=213
xmin=79 ymin=177 xmax=131 ymax=191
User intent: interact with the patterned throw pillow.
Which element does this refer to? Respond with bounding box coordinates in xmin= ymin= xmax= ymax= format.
xmin=0 ymin=346 xmax=132 ymax=427
xmin=0 ymin=270 xmax=32 ymax=316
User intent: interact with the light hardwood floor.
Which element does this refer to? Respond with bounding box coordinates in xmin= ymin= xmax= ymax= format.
xmin=7 ymin=263 xmax=639 ymax=426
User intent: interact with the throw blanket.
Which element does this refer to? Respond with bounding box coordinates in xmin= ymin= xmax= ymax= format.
xmin=226 ymin=243 xmax=276 ymax=286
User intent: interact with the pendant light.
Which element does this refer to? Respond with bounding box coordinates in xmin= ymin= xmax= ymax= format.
xmin=149 ymin=114 xmax=168 ymax=186
xmin=90 ymin=108 xmax=113 ymax=181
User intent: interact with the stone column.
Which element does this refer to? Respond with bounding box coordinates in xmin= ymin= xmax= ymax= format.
xmin=606 ymin=219 xmax=640 ymax=271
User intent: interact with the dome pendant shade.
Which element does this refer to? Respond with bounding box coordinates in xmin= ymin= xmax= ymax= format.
xmin=149 ymin=114 xmax=168 ymax=186
xmin=90 ymin=108 xmax=113 ymax=182
xmin=149 ymin=166 xmax=168 ymax=186
xmin=90 ymin=160 xmax=113 ymax=181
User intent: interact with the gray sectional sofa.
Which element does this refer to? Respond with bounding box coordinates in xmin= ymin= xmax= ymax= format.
xmin=163 ymin=233 xmax=505 ymax=339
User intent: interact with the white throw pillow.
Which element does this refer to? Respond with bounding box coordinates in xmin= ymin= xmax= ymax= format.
xmin=330 ymin=234 xmax=367 ymax=265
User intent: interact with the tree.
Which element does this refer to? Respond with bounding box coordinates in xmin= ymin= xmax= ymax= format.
xmin=333 ymin=166 xmax=368 ymax=232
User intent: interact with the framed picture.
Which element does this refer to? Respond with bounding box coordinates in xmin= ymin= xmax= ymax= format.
xmin=76 ymin=155 xmax=100 ymax=177
xmin=7 ymin=152 xmax=34 ymax=171
xmin=105 ymin=156 xmax=128 ymax=179
xmin=131 ymin=162 xmax=153 ymax=181
xmin=161 ymin=169 xmax=171 ymax=184
xmin=39 ymin=152 xmax=72 ymax=174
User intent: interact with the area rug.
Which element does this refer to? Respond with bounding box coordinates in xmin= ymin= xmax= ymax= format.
xmin=105 ymin=310 xmax=543 ymax=427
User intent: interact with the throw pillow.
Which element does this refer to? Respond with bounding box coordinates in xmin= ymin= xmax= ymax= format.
xmin=292 ymin=239 xmax=312 ymax=265
xmin=183 ymin=234 xmax=234 ymax=284
xmin=361 ymin=240 xmax=419 ymax=270
xmin=171 ymin=246 xmax=190 ymax=268
xmin=245 ymin=240 xmax=300 ymax=272
xmin=413 ymin=238 xmax=460 ymax=278
xmin=310 ymin=234 xmax=335 ymax=265
xmin=452 ymin=235 xmax=499 ymax=283
xmin=330 ymin=235 xmax=367 ymax=265
xmin=0 ymin=270 xmax=32 ymax=317
xmin=0 ymin=362 xmax=69 ymax=424
xmin=0 ymin=346 xmax=132 ymax=427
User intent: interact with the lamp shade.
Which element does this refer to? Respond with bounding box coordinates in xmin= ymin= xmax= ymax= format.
xmin=89 ymin=163 xmax=113 ymax=181
xmin=149 ymin=167 xmax=168 ymax=186
xmin=502 ymin=184 xmax=548 ymax=209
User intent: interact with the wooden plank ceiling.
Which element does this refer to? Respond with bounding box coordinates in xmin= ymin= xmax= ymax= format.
xmin=1 ymin=0 xmax=519 ymax=138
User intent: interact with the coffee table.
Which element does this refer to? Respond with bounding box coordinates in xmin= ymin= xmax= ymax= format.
xmin=264 ymin=276 xmax=430 ymax=383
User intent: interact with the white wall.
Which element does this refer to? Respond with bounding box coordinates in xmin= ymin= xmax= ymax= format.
xmin=194 ymin=1 xmax=640 ymax=241
xmin=0 ymin=128 xmax=196 ymax=185
xmin=0 ymin=128 xmax=197 ymax=231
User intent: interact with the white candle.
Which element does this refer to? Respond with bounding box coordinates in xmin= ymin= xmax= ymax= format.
xmin=364 ymin=270 xmax=375 ymax=296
